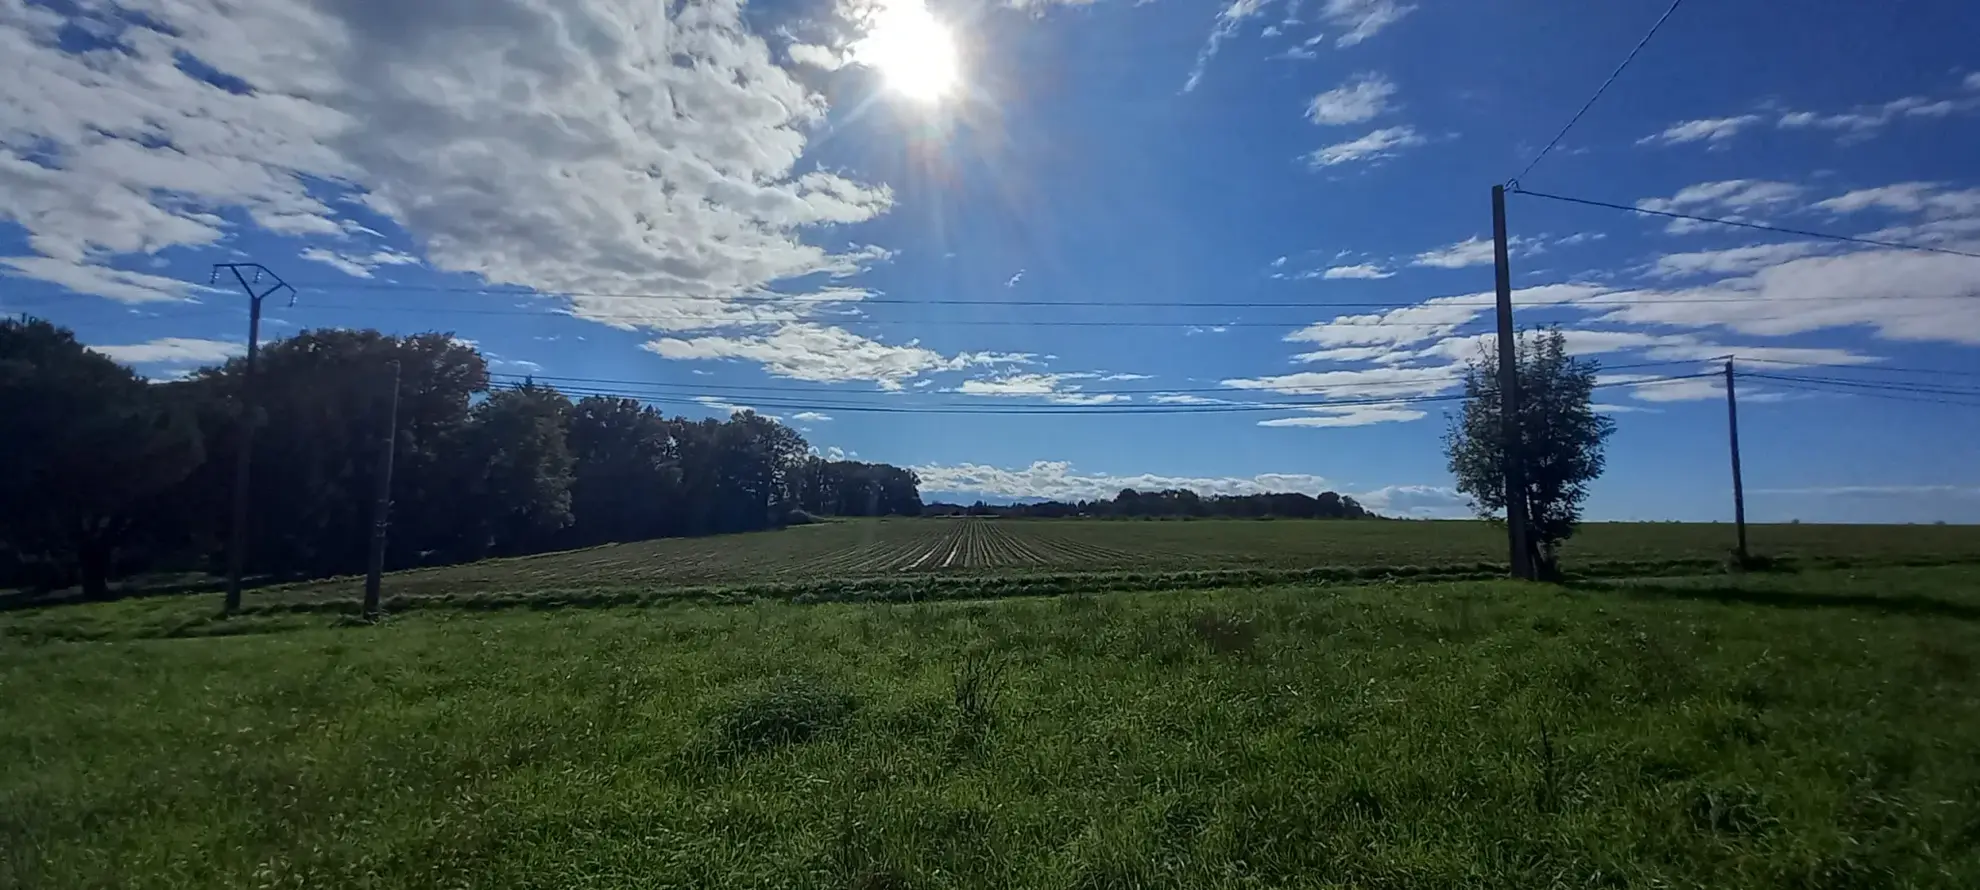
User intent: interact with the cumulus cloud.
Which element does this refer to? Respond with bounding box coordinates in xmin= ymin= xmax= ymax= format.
xmin=0 ymin=0 xmax=1015 ymax=389
xmin=792 ymin=411 xmax=833 ymax=422
xmin=1307 ymin=125 xmax=1424 ymax=167
xmin=89 ymin=336 xmax=244 ymax=365
xmin=1638 ymin=115 xmax=1761 ymax=147
xmin=1306 ymin=72 xmax=1396 ymax=125
xmin=912 ymin=460 xmax=1335 ymax=501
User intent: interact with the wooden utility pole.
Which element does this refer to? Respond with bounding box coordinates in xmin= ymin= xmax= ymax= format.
xmin=1724 ymin=358 xmax=1749 ymax=563
xmin=364 ymin=360 xmax=402 ymax=618
xmin=1490 ymin=185 xmax=1533 ymax=579
xmin=211 ymin=263 xmax=293 ymax=614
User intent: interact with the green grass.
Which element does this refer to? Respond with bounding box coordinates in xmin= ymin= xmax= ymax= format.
xmin=6 ymin=565 xmax=1980 ymax=888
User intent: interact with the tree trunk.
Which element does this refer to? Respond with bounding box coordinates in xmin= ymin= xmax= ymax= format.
xmin=78 ymin=534 xmax=113 ymax=601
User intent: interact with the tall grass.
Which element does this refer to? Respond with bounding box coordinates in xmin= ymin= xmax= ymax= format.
xmin=4 ymin=566 xmax=1980 ymax=887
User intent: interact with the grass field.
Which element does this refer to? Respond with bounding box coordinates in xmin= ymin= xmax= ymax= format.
xmin=5 ymin=564 xmax=1980 ymax=888
xmin=209 ymin=518 xmax=1980 ymax=608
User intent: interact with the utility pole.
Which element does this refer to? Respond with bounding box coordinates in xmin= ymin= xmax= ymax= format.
xmin=1724 ymin=358 xmax=1749 ymax=563
xmin=211 ymin=263 xmax=293 ymax=614
xmin=364 ymin=360 xmax=401 ymax=618
xmin=1491 ymin=185 xmax=1533 ymax=580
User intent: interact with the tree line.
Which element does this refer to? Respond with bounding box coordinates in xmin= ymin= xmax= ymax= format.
xmin=1 ymin=319 xmax=922 ymax=598
xmin=927 ymin=487 xmax=1375 ymax=520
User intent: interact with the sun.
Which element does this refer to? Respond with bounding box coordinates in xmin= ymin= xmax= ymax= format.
xmin=850 ymin=0 xmax=961 ymax=103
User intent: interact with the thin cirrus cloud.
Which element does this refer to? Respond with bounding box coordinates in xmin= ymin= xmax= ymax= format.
xmin=1306 ymin=72 xmax=1397 ymax=125
xmin=1637 ymin=114 xmax=1760 ymax=146
xmin=1185 ymin=0 xmax=1415 ymax=92
xmin=1307 ymin=126 xmax=1425 ymax=168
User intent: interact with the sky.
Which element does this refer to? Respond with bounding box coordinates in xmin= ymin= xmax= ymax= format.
xmin=5 ymin=0 xmax=1980 ymax=522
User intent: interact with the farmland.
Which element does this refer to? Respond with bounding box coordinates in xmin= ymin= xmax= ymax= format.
xmin=6 ymin=565 xmax=1980 ymax=888
xmin=248 ymin=517 xmax=1980 ymax=606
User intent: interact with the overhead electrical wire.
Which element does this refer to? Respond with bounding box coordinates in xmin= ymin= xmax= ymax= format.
xmin=484 ymin=359 xmax=1708 ymax=399
xmin=1740 ymin=371 xmax=1980 ymax=400
xmin=1511 ymin=188 xmax=1980 ymax=260
xmin=472 ymin=371 xmax=1720 ymax=417
xmin=1751 ymin=375 xmax=1980 ymax=409
xmin=1508 ymin=0 xmax=1690 ymax=187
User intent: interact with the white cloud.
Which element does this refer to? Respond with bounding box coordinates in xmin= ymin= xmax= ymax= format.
xmin=1257 ymin=401 xmax=1427 ymax=427
xmin=1592 ymin=403 xmax=1659 ymax=414
xmin=1270 ymin=255 xmax=1288 ymax=268
xmin=1183 ymin=0 xmax=1269 ymax=93
xmin=692 ymin=395 xmax=775 ymax=419
xmin=89 ymin=337 xmax=244 ymax=366
xmin=1410 ymin=236 xmax=1496 ymax=269
xmin=1353 ymin=484 xmax=1467 ymax=517
xmin=786 ymin=43 xmax=844 ymax=70
xmin=0 ymin=0 xmax=988 ymax=389
xmin=1638 ymin=115 xmax=1761 ymax=147
xmin=955 ymin=372 xmax=1132 ymax=405
xmin=1636 ymin=180 xmax=1806 ymax=233
xmin=1814 ymin=182 xmax=1980 ymax=217
xmin=1006 ymin=269 xmax=1025 ymax=288
xmin=1649 ymin=242 xmax=1830 ymax=278
xmin=1319 ymin=263 xmax=1394 ymax=279
xmin=298 ymin=247 xmax=420 ymax=279
xmin=1322 ymin=0 xmax=1416 ymax=47
xmin=1777 ymin=93 xmax=1976 ymax=140
xmin=792 ymin=411 xmax=833 ymax=422
xmin=1294 ymin=345 xmax=1408 ymax=363
xmin=1222 ymin=364 xmax=1462 ymax=398
xmin=1968 ymin=73 xmax=1980 ymax=91
xmin=1307 ymin=125 xmax=1424 ymax=167
xmin=0 ymin=257 xmax=198 ymax=303
xmin=911 ymin=460 xmax=1335 ymax=501
xmin=1150 ymin=393 xmax=1233 ymax=405
xmin=1306 ymin=72 xmax=1396 ymax=125
xmin=645 ymin=324 xmax=1025 ymax=389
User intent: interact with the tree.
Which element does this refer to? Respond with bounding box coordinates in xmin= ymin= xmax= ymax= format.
xmin=0 ymin=318 xmax=202 ymax=597
xmin=1445 ymin=328 xmax=1615 ymax=578
xmin=459 ymin=382 xmax=576 ymax=557
xmin=171 ymin=329 xmax=489 ymax=576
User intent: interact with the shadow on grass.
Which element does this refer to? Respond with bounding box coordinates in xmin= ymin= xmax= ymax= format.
xmin=1575 ymin=579 xmax=1980 ymax=622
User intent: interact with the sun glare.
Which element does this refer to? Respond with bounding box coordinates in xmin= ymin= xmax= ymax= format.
xmin=850 ymin=0 xmax=961 ymax=103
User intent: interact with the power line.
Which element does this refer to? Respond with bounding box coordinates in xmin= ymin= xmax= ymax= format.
xmin=1511 ymin=188 xmax=1980 ymax=260
xmin=488 ymin=371 xmax=1718 ymax=417
xmin=1731 ymin=356 xmax=1980 ymax=378
xmin=1740 ymin=371 xmax=1980 ymax=399
xmin=485 ymin=359 xmax=1704 ymax=399
xmin=1753 ymin=376 xmax=1980 ymax=409
xmin=1508 ymin=0 xmax=1689 ymax=187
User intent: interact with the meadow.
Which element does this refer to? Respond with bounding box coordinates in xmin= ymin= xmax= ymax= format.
xmin=5 ymin=564 xmax=1980 ymax=888
xmin=229 ymin=517 xmax=1980 ymax=610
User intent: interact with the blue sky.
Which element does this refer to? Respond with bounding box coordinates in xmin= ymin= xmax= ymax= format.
xmin=5 ymin=0 xmax=1980 ymax=521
